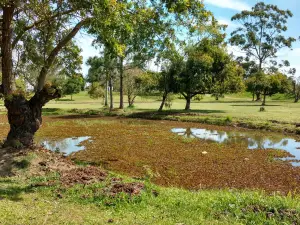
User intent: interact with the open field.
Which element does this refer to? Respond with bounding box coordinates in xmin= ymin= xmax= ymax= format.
xmin=1 ymin=92 xmax=299 ymax=122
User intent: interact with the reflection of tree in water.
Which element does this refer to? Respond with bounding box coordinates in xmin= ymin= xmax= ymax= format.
xmin=172 ymin=128 xmax=292 ymax=151
xmin=281 ymin=139 xmax=289 ymax=147
xmin=184 ymin=128 xmax=197 ymax=138
xmin=42 ymin=139 xmax=69 ymax=153
xmin=225 ymin=132 xmax=250 ymax=146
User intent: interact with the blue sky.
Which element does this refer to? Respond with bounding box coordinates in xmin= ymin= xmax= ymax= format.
xmin=77 ymin=0 xmax=300 ymax=77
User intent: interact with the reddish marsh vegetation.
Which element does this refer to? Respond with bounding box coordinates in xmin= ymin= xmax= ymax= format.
xmin=0 ymin=115 xmax=299 ymax=194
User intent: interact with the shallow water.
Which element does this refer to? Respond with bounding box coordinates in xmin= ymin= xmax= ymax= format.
xmin=37 ymin=136 xmax=91 ymax=155
xmin=171 ymin=128 xmax=300 ymax=166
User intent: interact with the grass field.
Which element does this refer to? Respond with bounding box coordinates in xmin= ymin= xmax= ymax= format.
xmin=43 ymin=92 xmax=300 ymax=123
xmin=1 ymin=91 xmax=298 ymax=122
xmin=1 ymin=92 xmax=300 ymax=224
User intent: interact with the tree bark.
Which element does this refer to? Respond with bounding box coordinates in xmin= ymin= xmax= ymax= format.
xmin=109 ymin=76 xmax=113 ymax=110
xmin=128 ymin=95 xmax=136 ymax=107
xmin=294 ymin=94 xmax=299 ymax=103
xmin=104 ymin=79 xmax=108 ymax=106
xmin=158 ymin=92 xmax=168 ymax=112
xmin=119 ymin=57 xmax=124 ymax=109
xmin=184 ymin=95 xmax=191 ymax=111
xmin=255 ymin=92 xmax=261 ymax=101
xmin=1 ymin=5 xmax=15 ymax=95
xmin=4 ymin=85 xmax=61 ymax=148
xmin=293 ymin=82 xmax=299 ymax=103
xmin=262 ymin=91 xmax=266 ymax=106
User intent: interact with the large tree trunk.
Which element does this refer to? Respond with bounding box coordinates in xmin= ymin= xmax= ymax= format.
xmin=158 ymin=92 xmax=168 ymax=112
xmin=109 ymin=76 xmax=113 ymax=110
xmin=255 ymin=92 xmax=261 ymax=101
xmin=4 ymin=86 xmax=61 ymax=148
xmin=119 ymin=57 xmax=124 ymax=109
xmin=262 ymin=91 xmax=267 ymax=106
xmin=0 ymin=5 xmax=85 ymax=149
xmin=184 ymin=95 xmax=191 ymax=111
xmin=2 ymin=5 xmax=15 ymax=95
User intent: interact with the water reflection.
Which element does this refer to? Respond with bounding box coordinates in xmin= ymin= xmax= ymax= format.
xmin=37 ymin=136 xmax=91 ymax=155
xmin=171 ymin=128 xmax=300 ymax=166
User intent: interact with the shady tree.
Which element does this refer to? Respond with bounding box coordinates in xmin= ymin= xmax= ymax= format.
xmin=0 ymin=0 xmax=216 ymax=148
xmin=0 ymin=0 xmax=95 ymax=147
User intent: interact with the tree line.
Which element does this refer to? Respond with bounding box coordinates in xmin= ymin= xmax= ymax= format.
xmin=0 ymin=1 xmax=298 ymax=148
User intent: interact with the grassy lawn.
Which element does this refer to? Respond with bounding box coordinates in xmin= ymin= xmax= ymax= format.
xmin=1 ymin=91 xmax=299 ymax=123
xmin=45 ymin=92 xmax=300 ymax=123
xmin=0 ymin=149 xmax=299 ymax=225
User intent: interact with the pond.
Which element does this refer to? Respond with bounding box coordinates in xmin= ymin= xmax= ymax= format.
xmin=37 ymin=136 xmax=92 ymax=156
xmin=1 ymin=115 xmax=299 ymax=193
xmin=171 ymin=128 xmax=300 ymax=166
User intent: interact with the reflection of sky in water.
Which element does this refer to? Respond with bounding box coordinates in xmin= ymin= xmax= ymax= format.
xmin=38 ymin=136 xmax=91 ymax=155
xmin=171 ymin=128 xmax=300 ymax=167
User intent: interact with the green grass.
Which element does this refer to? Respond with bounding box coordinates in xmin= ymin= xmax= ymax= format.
xmin=1 ymin=91 xmax=299 ymax=123
xmin=45 ymin=92 xmax=300 ymax=124
xmin=2 ymin=91 xmax=299 ymax=135
xmin=1 ymin=170 xmax=300 ymax=224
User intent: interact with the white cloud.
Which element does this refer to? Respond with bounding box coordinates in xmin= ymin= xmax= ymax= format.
xmin=205 ymin=0 xmax=251 ymax=11
xmin=217 ymin=17 xmax=239 ymax=30
xmin=227 ymin=45 xmax=246 ymax=58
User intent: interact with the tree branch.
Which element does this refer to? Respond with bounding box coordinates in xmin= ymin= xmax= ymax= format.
xmin=36 ymin=19 xmax=89 ymax=91
xmin=29 ymin=85 xmax=61 ymax=117
xmin=12 ymin=9 xmax=76 ymax=49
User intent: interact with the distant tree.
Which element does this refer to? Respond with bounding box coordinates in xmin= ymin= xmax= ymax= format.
xmin=156 ymin=47 xmax=183 ymax=111
xmin=123 ymin=68 xmax=154 ymax=107
xmin=88 ymin=82 xmax=105 ymax=100
xmin=86 ymin=56 xmax=108 ymax=106
xmin=230 ymin=2 xmax=296 ymax=105
xmin=255 ymin=72 xmax=291 ymax=106
xmin=177 ymin=38 xmax=244 ymax=110
xmin=63 ymin=75 xmax=84 ymax=100
xmin=211 ymin=62 xmax=245 ymax=100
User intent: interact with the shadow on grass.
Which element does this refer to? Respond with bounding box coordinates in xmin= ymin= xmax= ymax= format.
xmin=0 ymin=185 xmax=35 ymax=201
xmin=0 ymin=148 xmax=17 ymax=177
xmin=0 ymin=148 xmax=36 ymax=201
xmin=42 ymin=108 xmax=67 ymax=116
xmin=231 ymin=104 xmax=281 ymax=107
xmin=55 ymin=99 xmax=74 ymax=102
xmin=132 ymin=109 xmax=226 ymax=114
